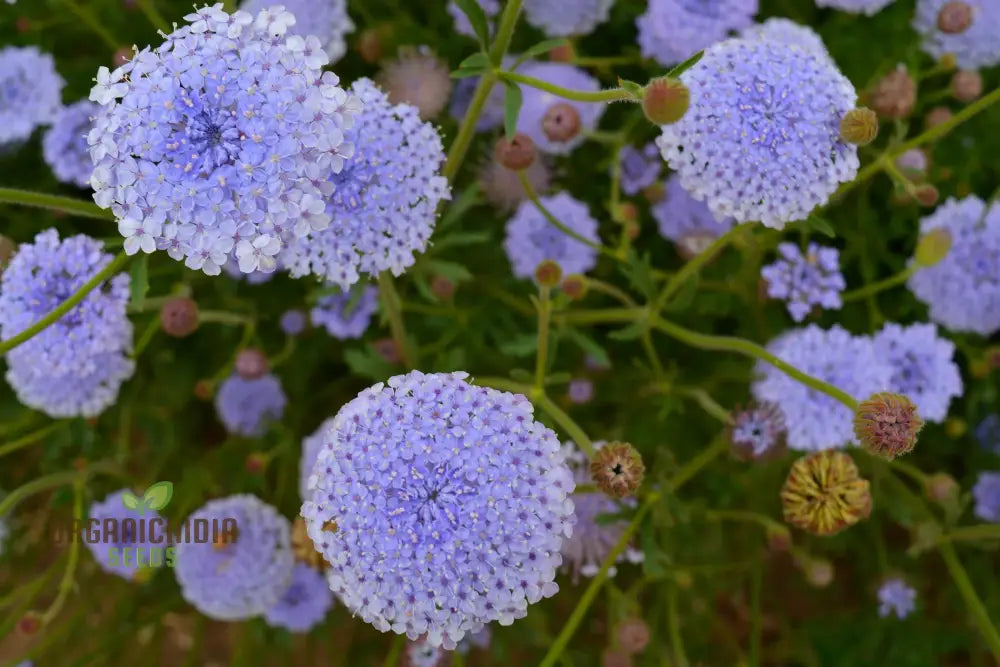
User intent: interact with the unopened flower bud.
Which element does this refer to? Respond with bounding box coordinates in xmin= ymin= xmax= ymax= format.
xmin=292 ymin=517 xmax=328 ymax=570
xmin=601 ymin=649 xmax=632 ymax=667
xmin=925 ymin=472 xmax=958 ymax=504
xmin=591 ymin=442 xmax=645 ymax=498
xmin=549 ymin=43 xmax=575 ymax=62
xmin=372 ymin=338 xmax=403 ymax=365
xmin=641 ymin=77 xmax=689 ymax=126
xmin=194 ymin=379 xmax=213 ymax=401
xmin=72 ymin=456 xmax=88 ymax=471
xmin=914 ymin=227 xmax=952 ymax=267
xmin=534 ymin=259 xmax=563 ymax=287
xmin=914 ymin=184 xmax=939 ymax=207
xmin=944 ymin=417 xmax=967 ymax=438
xmin=15 ymin=17 xmax=31 ymax=33
xmin=561 ymin=274 xmax=587 ymax=301
xmin=895 ymin=149 xmax=929 ymax=178
xmin=937 ymin=1 xmax=973 ymax=34
xmin=854 ymin=392 xmax=924 ymax=459
xmin=494 ymin=133 xmax=536 ymax=171
xmin=804 ymin=558 xmax=834 ymax=588
xmin=615 ymin=202 xmax=638 ymax=224
xmin=781 ymin=450 xmax=871 ymax=536
xmin=18 ymin=612 xmax=41 ymax=635
xmin=839 ymin=107 xmax=879 ymax=145
xmin=543 ymin=103 xmax=582 ymax=143
xmin=356 ymin=28 xmax=384 ymax=64
xmin=766 ymin=526 xmax=791 ymax=553
xmin=245 ymin=452 xmax=267 ymax=473
xmin=625 ymin=221 xmax=640 ymax=240
xmin=951 ymin=69 xmax=982 ymax=102
xmin=234 ymin=347 xmax=269 ymax=380
xmin=871 ymin=68 xmax=916 ymax=120
xmin=617 ymin=618 xmax=650 ymax=654
xmin=431 ymin=275 xmax=455 ymax=300
xmin=160 ymin=297 xmax=198 ymax=337
xmin=925 ymin=106 xmax=953 ymax=129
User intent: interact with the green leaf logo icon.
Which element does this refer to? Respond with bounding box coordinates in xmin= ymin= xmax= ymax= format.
xmin=120 ymin=490 xmax=141 ymax=512
xmin=142 ymin=481 xmax=173 ymax=512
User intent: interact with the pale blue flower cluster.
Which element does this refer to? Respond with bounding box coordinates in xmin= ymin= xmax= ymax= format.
xmin=872 ymin=323 xmax=962 ymax=423
xmin=0 ymin=46 xmax=63 ymax=146
xmin=816 ymin=0 xmax=896 ymax=16
xmin=652 ymin=174 xmax=735 ymax=256
xmin=240 ymin=0 xmax=354 ymax=61
xmin=523 ymin=0 xmax=614 ymax=37
xmin=515 ymin=62 xmax=606 ymax=155
xmin=281 ymin=79 xmax=450 ymax=289
xmin=174 ymin=494 xmax=294 ymax=621
xmin=42 ymin=100 xmax=98 ymax=188
xmin=657 ymin=38 xmax=859 ymax=229
xmin=301 ymin=371 xmax=575 ymax=649
xmin=215 ymin=373 xmax=288 ymax=437
xmin=637 ymin=0 xmax=758 ymax=67
xmin=504 ymin=192 xmax=600 ymax=281
xmin=741 ymin=18 xmax=832 ymax=62
xmin=87 ymin=5 xmax=359 ymax=276
xmin=907 ymin=196 xmax=1000 ymax=336
xmin=619 ymin=143 xmax=662 ymax=196
xmin=761 ymin=242 xmax=846 ymax=322
xmin=310 ymin=285 xmax=379 ymax=340
xmin=974 ymin=472 xmax=1000 ymax=523
xmin=263 ymin=562 xmax=335 ymax=632
xmin=877 ymin=578 xmax=917 ymax=619
xmin=914 ymin=0 xmax=1000 ymax=68
xmin=0 ymin=230 xmax=134 ymax=418
xmin=976 ymin=414 xmax=1000 ymax=454
xmin=84 ymin=489 xmax=163 ymax=580
xmin=300 ymin=417 xmax=336 ymax=499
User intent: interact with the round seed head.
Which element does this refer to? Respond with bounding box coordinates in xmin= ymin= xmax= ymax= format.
xmin=914 ymin=184 xmax=940 ymax=208
xmin=617 ymin=618 xmax=651 ymax=654
xmin=542 ymin=103 xmax=582 ymax=142
xmin=854 ymin=392 xmax=924 ymax=459
xmin=160 ymin=297 xmax=198 ymax=338
xmin=590 ymin=441 xmax=645 ymax=499
xmin=870 ymin=68 xmax=916 ymax=119
xmin=951 ymin=69 xmax=983 ymax=101
xmin=534 ymin=259 xmax=563 ymax=287
xmin=234 ymin=347 xmax=269 ymax=380
xmin=925 ymin=106 xmax=953 ymax=129
xmin=839 ymin=107 xmax=879 ymax=145
xmin=561 ymin=274 xmax=588 ymax=300
xmin=494 ymin=133 xmax=537 ymax=171
xmin=937 ymin=1 xmax=973 ymax=34
xmin=781 ymin=449 xmax=872 ymax=536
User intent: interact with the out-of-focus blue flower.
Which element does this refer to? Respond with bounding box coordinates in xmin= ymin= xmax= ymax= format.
xmin=637 ymin=0 xmax=759 ymax=67
xmin=657 ymin=38 xmax=859 ymax=229
xmin=652 ymin=174 xmax=735 ymax=256
xmin=83 ymin=490 xmax=162 ymax=581
xmin=450 ymin=76 xmax=506 ymax=132
xmin=729 ymin=402 xmax=786 ymax=460
xmin=973 ymin=472 xmax=1000 ymax=522
xmin=240 ymin=0 xmax=354 ymax=61
xmin=560 ymin=443 xmax=641 ymax=581
xmin=878 ymin=578 xmax=917 ymax=619
xmin=174 ymin=494 xmax=294 ymax=621
xmin=816 ymin=0 xmax=895 ymax=15
xmin=514 ymin=62 xmax=606 ymax=155
xmin=42 ymin=100 xmax=98 ymax=188
xmin=215 ymin=373 xmax=287 ymax=437
xmin=504 ymin=192 xmax=600 ymax=281
xmin=301 ymin=371 xmax=575 ymax=649
xmin=263 ymin=562 xmax=335 ymax=632
xmin=281 ymin=79 xmax=450 ymax=289
xmin=300 ymin=417 xmax=336 ymax=500
xmin=458 ymin=627 xmax=491 ymax=654
xmin=872 ymin=323 xmax=962 ymax=423
xmin=761 ymin=242 xmax=846 ymax=322
xmin=914 ymin=0 xmax=1000 ymax=68
xmin=568 ymin=378 xmax=594 ymax=404
xmin=523 ymin=0 xmax=614 ymax=37
xmin=448 ymin=0 xmax=500 ymax=38
xmin=976 ymin=414 xmax=1000 ymax=454
xmin=310 ymin=285 xmax=378 ymax=340
xmin=619 ymin=143 xmax=661 ymax=196
xmin=87 ymin=5 xmax=359 ymax=276
xmin=0 ymin=230 xmax=134 ymax=418
xmin=0 ymin=46 xmax=63 ymax=146
xmin=741 ymin=18 xmax=833 ymax=61
xmin=896 ymin=149 xmax=928 ymax=176
xmin=405 ymin=639 xmax=450 ymax=667
xmin=752 ymin=325 xmax=891 ymax=451
xmin=907 ymin=196 xmax=1000 ymax=335
xmin=280 ymin=309 xmax=307 ymax=336
xmin=222 ymin=257 xmax=274 ymax=285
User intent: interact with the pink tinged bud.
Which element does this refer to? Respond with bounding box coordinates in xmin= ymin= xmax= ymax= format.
xmin=641 ymin=78 xmax=689 ymax=126
xmin=925 ymin=106 xmax=953 ymax=130
xmin=234 ymin=347 xmax=269 ymax=380
xmin=561 ymin=274 xmax=587 ymax=301
xmin=534 ymin=259 xmax=563 ymax=287
xmin=853 ymin=392 xmax=924 ymax=460
xmin=914 ymin=184 xmax=940 ymax=208
xmin=871 ymin=68 xmax=916 ymax=120
xmin=542 ymin=103 xmax=582 ymax=142
xmin=951 ymin=70 xmax=982 ymax=102
xmin=616 ymin=618 xmax=651 ymax=654
xmin=160 ymin=297 xmax=199 ymax=337
xmin=494 ymin=133 xmax=537 ymax=171
xmin=937 ymin=1 xmax=973 ymax=34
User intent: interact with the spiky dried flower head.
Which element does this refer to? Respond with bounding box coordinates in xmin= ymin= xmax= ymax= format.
xmin=590 ymin=441 xmax=645 ymax=498
xmin=291 ymin=517 xmax=327 ymax=571
xmin=494 ymin=133 xmax=537 ymax=171
xmin=781 ymin=450 xmax=872 ymax=536
xmin=854 ymin=392 xmax=924 ymax=459
xmin=543 ymin=103 xmax=582 ymax=142
xmin=234 ymin=347 xmax=269 ymax=380
xmin=870 ymin=67 xmax=916 ymax=119
xmin=535 ymin=259 xmax=563 ymax=287
xmin=839 ymin=107 xmax=879 ymax=145
xmin=914 ymin=227 xmax=953 ymax=267
xmin=617 ymin=618 xmax=651 ymax=654
xmin=377 ymin=47 xmax=452 ymax=120
xmin=951 ymin=69 xmax=983 ymax=101
xmin=937 ymin=1 xmax=973 ymax=33
xmin=642 ymin=77 xmax=689 ymax=126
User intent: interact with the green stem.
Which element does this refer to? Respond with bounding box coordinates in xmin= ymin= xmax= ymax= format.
xmin=652 ymin=223 xmax=746 ymax=313
xmin=0 ymin=461 xmax=120 ymax=519
xmin=197 ymin=310 xmax=252 ymax=326
xmin=669 ymin=436 xmax=728 ymax=491
xmin=498 ymin=71 xmax=635 ymax=103
xmin=0 ymin=188 xmax=113 ymax=221
xmin=134 ymin=0 xmax=170 ymax=32
xmin=937 ymin=524 xmax=1000 ymax=544
xmin=749 ymin=559 xmax=763 ymax=667
xmin=62 ymin=0 xmax=120 ymax=50
xmin=676 ymin=388 xmax=734 ymax=425
xmin=668 ymin=584 xmax=689 ymax=667
xmin=378 ymin=272 xmax=417 ymax=369
xmin=0 ymin=421 xmax=66 ymax=459
xmin=842 ymin=265 xmax=919 ymax=302
xmin=536 ymin=392 xmax=595 ymax=457
xmin=518 ymin=170 xmax=618 ymax=260
xmin=268 ymin=336 xmax=297 ymax=368
xmin=0 ymin=252 xmax=131 ymax=355
xmin=534 ymin=286 xmax=552 ymax=390
xmin=383 ymin=633 xmax=405 ymax=667
xmin=938 ymin=540 xmax=1000 ymax=661
xmin=554 ymin=306 xmax=644 ymax=325
xmin=132 ymin=316 xmax=160 ymax=358
xmin=40 ymin=479 xmax=84 ymax=625
xmin=704 ymin=509 xmax=787 ymax=536
xmin=584 ymin=278 xmax=635 ymax=306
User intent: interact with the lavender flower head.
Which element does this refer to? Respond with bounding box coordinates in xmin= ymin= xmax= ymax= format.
xmin=741 ymin=18 xmax=833 ymax=62
xmin=560 ymin=442 xmax=642 ymax=581
xmin=568 ymin=378 xmax=594 ymax=405
xmin=281 ymin=79 xmax=450 ymax=289
xmin=448 ymin=0 xmax=500 ymax=38
xmin=914 ymin=0 xmax=1000 ymax=68
xmin=752 ymin=325 xmax=891 ymax=451
xmin=878 ymin=578 xmax=917 ymax=619
xmin=619 ymin=143 xmax=662 ymax=196
xmin=973 ymin=472 xmax=1000 ymax=522
xmin=301 ymin=371 xmax=575 ymax=649
xmin=280 ymin=309 xmax=307 ymax=336
xmin=760 ymin=242 xmax=846 ymax=322
xmin=240 ymin=0 xmax=355 ymax=61
xmin=42 ymin=100 xmax=98 ymax=188
xmin=0 ymin=47 xmax=64 ymax=145
xmin=637 ymin=0 xmax=759 ymax=67
xmin=515 ymin=62 xmax=606 ymax=155
xmin=729 ymin=402 xmax=786 ymax=460
xmin=872 ymin=323 xmax=962 ymax=423
xmin=84 ymin=490 xmax=163 ymax=580
xmin=976 ymin=414 xmax=1000 ymax=454
xmin=907 ymin=196 xmax=1000 ymax=335
xmin=300 ymin=417 xmax=336 ymax=500
xmin=215 ymin=373 xmax=287 ymax=437
xmin=87 ymin=5 xmax=359 ymax=276
xmin=815 ymin=0 xmax=895 ymax=15
xmin=504 ymin=192 xmax=600 ymax=281
xmin=0 ymin=230 xmax=134 ymax=418
xmin=522 ymin=0 xmax=614 ymax=37
xmin=310 ymin=285 xmax=378 ymax=340
xmin=174 ymin=494 xmax=294 ymax=621
xmin=652 ymin=174 xmax=735 ymax=256
xmin=657 ymin=38 xmax=859 ymax=229
xmin=263 ymin=562 xmax=335 ymax=632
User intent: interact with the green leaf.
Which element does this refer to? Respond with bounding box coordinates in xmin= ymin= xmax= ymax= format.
xmin=499 ymin=333 xmax=538 ymax=357
xmin=663 ymin=275 xmax=700 ymax=313
xmin=129 ymin=255 xmax=149 ymax=308
xmin=618 ymin=78 xmax=644 ymax=98
xmin=452 ymin=0 xmax=490 ymax=49
xmin=430 ymin=231 xmax=492 ymax=251
xmin=142 ymin=481 xmax=173 ymax=511
xmin=563 ymin=328 xmax=610 ymax=367
xmin=344 ymin=347 xmax=396 ymax=382
xmin=501 ymin=80 xmax=523 ymax=142
xmin=512 ymin=38 xmax=569 ymax=69
xmin=608 ymin=321 xmax=647 ymax=341
xmin=450 ymin=67 xmax=489 ymax=79
xmin=423 ymin=259 xmax=473 ymax=283
xmin=120 ymin=490 xmax=141 ymax=511
xmin=458 ymin=52 xmax=490 ymax=70
xmin=666 ymin=50 xmax=704 ymax=78
xmin=805 ymin=214 xmax=837 ymax=238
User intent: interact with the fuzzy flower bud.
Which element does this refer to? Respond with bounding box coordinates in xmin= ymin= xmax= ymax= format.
xmin=561 ymin=274 xmax=588 ymax=300
xmin=951 ymin=69 xmax=982 ymax=101
xmin=781 ymin=450 xmax=872 ymax=536
xmin=642 ymin=77 xmax=689 ymax=125
xmin=535 ymin=259 xmax=563 ymax=287
xmin=839 ymin=107 xmax=879 ymax=145
xmin=543 ymin=103 xmax=582 ymax=142
xmin=871 ymin=67 xmax=916 ymax=119
xmin=617 ymin=618 xmax=651 ymax=654
xmin=234 ymin=348 xmax=269 ymax=380
xmin=915 ymin=184 xmax=940 ymax=207
xmin=160 ymin=297 xmax=198 ymax=338
xmin=803 ymin=557 xmax=835 ymax=588
xmin=378 ymin=47 xmax=452 ymax=120
xmin=550 ymin=43 xmax=575 ymax=62
xmin=937 ymin=1 xmax=973 ymax=33
xmin=914 ymin=227 xmax=953 ymax=266
xmin=494 ymin=133 xmax=537 ymax=171
xmin=854 ymin=392 xmax=924 ymax=459
xmin=590 ymin=441 xmax=645 ymax=498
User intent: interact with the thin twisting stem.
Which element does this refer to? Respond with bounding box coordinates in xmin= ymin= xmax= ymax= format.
xmin=0 ymin=422 xmax=67 ymax=459
xmin=652 ymin=223 xmax=746 ymax=313
xmin=842 ymin=265 xmax=919 ymax=302
xmin=498 ymin=71 xmax=635 ymax=103
xmin=517 ymin=170 xmax=615 ymax=257
xmin=41 ymin=479 xmax=84 ymax=626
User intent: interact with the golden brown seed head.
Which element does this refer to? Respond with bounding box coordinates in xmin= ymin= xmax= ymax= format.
xmin=590 ymin=442 xmax=645 ymax=499
xmin=781 ymin=449 xmax=872 ymax=536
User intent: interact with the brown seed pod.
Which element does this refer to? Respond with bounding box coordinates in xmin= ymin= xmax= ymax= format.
xmin=870 ymin=68 xmax=916 ymax=120
xmin=160 ymin=297 xmax=199 ymax=337
xmin=937 ymin=1 xmax=973 ymax=34
xmin=494 ymin=133 xmax=537 ymax=171
xmin=542 ymin=103 xmax=582 ymax=142
xmin=234 ymin=347 xmax=269 ymax=380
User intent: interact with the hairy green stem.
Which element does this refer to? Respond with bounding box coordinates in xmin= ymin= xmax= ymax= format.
xmin=498 ymin=71 xmax=635 ymax=103
xmin=0 ymin=188 xmax=113 ymax=221
xmin=0 ymin=422 xmax=66 ymax=459
xmin=704 ymin=509 xmax=787 ymax=536
xmin=938 ymin=540 xmax=1000 ymax=661
xmin=383 ymin=633 xmax=405 ymax=667
xmin=0 ymin=252 xmax=130 ymax=355
xmin=534 ymin=286 xmax=553 ymax=390
xmin=518 ymin=170 xmax=618 ymax=259
xmin=937 ymin=524 xmax=1000 ymax=544
xmin=378 ymin=272 xmax=417 ymax=369
xmin=842 ymin=265 xmax=919 ymax=302
xmin=676 ymin=388 xmax=734 ymax=425
xmin=197 ymin=310 xmax=253 ymax=326
xmin=668 ymin=584 xmax=689 ymax=667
